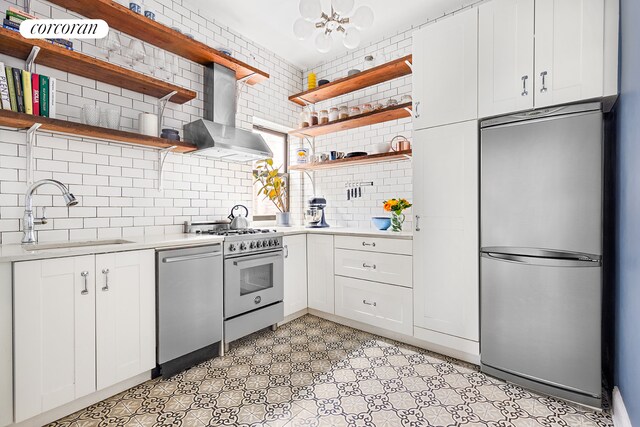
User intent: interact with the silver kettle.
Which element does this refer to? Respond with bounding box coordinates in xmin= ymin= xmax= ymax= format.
xmin=228 ymin=204 xmax=250 ymax=229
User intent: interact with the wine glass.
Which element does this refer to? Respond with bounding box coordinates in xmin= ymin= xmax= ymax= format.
xmin=98 ymin=31 xmax=121 ymax=60
xmin=128 ymin=39 xmax=146 ymax=69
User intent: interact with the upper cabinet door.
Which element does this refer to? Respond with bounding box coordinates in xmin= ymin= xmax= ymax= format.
xmin=478 ymin=0 xmax=535 ymax=117
xmin=96 ymin=250 xmax=155 ymax=390
xmin=534 ymin=0 xmax=605 ymax=107
xmin=14 ymin=256 xmax=96 ymax=423
xmin=412 ymin=7 xmax=478 ymax=130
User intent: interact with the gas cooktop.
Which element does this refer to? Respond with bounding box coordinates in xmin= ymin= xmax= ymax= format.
xmin=184 ymin=221 xmax=283 ymax=255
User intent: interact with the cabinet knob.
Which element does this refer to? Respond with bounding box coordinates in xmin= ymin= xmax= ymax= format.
xmin=80 ymin=271 xmax=89 ymax=295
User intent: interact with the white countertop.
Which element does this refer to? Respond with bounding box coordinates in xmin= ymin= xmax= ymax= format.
xmin=0 ymin=227 xmax=412 ymax=263
xmin=272 ymin=226 xmax=413 ymax=240
xmin=0 ymin=234 xmax=226 ymax=263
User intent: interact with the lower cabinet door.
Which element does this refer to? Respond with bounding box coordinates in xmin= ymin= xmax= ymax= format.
xmin=284 ymin=234 xmax=308 ymax=317
xmin=96 ymin=250 xmax=155 ymax=390
xmin=307 ymin=234 xmax=335 ymax=314
xmin=14 ymin=255 xmax=96 ymax=422
xmin=335 ymin=276 xmax=413 ymax=336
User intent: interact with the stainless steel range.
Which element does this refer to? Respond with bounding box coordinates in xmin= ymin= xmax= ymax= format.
xmin=185 ymin=222 xmax=284 ymax=354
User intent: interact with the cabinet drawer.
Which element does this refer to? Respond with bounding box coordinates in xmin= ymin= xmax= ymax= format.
xmin=334 ymin=235 xmax=412 ymax=255
xmin=335 ymin=249 xmax=412 ymax=288
xmin=335 ymin=276 xmax=412 ymax=336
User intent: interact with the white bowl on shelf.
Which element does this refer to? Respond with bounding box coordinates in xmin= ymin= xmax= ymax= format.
xmin=372 ymin=142 xmax=391 ymax=154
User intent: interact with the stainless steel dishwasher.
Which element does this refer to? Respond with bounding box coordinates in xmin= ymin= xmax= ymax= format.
xmin=156 ymin=244 xmax=223 ymax=378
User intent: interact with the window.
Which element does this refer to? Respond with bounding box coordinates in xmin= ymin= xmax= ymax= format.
xmin=252 ymin=125 xmax=289 ymax=221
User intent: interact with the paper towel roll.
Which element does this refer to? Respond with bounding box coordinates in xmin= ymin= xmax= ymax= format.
xmin=139 ymin=113 xmax=158 ymax=136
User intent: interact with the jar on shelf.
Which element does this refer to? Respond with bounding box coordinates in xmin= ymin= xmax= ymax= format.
xmin=309 ymin=111 xmax=319 ymax=126
xmin=338 ymin=105 xmax=349 ymax=120
xmin=361 ymin=103 xmax=373 ymax=114
xmin=386 ymin=98 xmax=399 ymax=107
xmin=319 ymin=110 xmax=329 ymax=125
xmin=363 ymin=55 xmax=374 ymax=71
xmin=349 ymin=106 xmax=361 ymax=116
xmin=299 ymin=111 xmax=309 ymax=128
xmin=373 ymin=102 xmax=384 ymax=111
xmin=329 ymin=107 xmax=339 ymax=122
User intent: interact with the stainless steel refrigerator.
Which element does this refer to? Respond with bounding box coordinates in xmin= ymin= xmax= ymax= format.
xmin=480 ymin=103 xmax=603 ymax=408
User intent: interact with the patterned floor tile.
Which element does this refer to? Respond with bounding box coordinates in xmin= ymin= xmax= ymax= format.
xmin=48 ymin=315 xmax=612 ymax=427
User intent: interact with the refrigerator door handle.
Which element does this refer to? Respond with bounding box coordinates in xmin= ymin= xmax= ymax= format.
xmin=481 ymin=251 xmax=601 ymax=268
xmin=481 ymin=246 xmax=600 ymax=261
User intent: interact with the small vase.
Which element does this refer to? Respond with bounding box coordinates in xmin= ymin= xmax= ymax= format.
xmin=276 ymin=212 xmax=291 ymax=227
xmin=391 ymin=211 xmax=405 ymax=232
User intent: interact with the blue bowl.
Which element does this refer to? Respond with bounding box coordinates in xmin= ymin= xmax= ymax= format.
xmin=371 ymin=216 xmax=391 ymax=230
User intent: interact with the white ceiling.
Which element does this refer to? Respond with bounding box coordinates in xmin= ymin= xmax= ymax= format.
xmin=185 ymin=0 xmax=467 ymax=70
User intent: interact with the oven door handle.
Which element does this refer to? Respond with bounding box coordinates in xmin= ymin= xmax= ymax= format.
xmin=232 ymin=251 xmax=283 ymax=267
xmin=162 ymin=252 xmax=221 ymax=263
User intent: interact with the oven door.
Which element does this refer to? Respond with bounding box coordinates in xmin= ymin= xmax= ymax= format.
xmin=224 ymin=250 xmax=284 ymax=319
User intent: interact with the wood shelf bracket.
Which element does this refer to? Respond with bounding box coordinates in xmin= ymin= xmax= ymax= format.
xmin=157 ymin=145 xmax=177 ymax=191
xmin=157 ymin=91 xmax=177 ymax=137
xmin=26 ymin=46 xmax=40 ymax=73
xmin=26 ymin=122 xmax=42 ymax=185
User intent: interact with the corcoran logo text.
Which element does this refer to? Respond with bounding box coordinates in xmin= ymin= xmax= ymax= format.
xmin=19 ymin=19 xmax=109 ymax=39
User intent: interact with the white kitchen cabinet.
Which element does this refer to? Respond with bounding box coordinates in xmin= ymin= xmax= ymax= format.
xmin=283 ymin=234 xmax=308 ymax=317
xmin=335 ymin=275 xmax=413 ymax=336
xmin=413 ymin=121 xmax=479 ymax=346
xmin=413 ymin=7 xmax=478 ymax=130
xmin=0 ymin=263 xmax=12 ymax=427
xmin=478 ymin=0 xmax=535 ymax=117
xmin=14 ymin=256 xmax=96 ymax=423
xmin=96 ymin=250 xmax=155 ymax=390
xmin=535 ymin=0 xmax=605 ymax=108
xmin=478 ymin=0 xmax=609 ymax=115
xmin=307 ymin=234 xmax=334 ymax=314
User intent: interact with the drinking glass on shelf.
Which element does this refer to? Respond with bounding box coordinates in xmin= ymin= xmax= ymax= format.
xmin=127 ymin=39 xmax=146 ymax=69
xmin=154 ymin=48 xmax=167 ymax=78
xmin=101 ymin=108 xmax=121 ymax=130
xmin=81 ymin=105 xmax=101 ymax=126
xmin=98 ymin=31 xmax=121 ymax=60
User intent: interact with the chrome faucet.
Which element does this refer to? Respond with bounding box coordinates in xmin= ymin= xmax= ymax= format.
xmin=22 ymin=179 xmax=78 ymax=244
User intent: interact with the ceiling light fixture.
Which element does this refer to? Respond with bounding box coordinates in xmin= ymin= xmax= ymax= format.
xmin=293 ymin=0 xmax=374 ymax=53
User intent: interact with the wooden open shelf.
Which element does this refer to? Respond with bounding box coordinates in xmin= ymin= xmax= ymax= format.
xmin=289 ymin=55 xmax=412 ymax=106
xmin=290 ymin=150 xmax=412 ymax=171
xmin=289 ymin=103 xmax=412 ymax=138
xmin=0 ymin=109 xmax=197 ymax=153
xmin=0 ymin=28 xmax=196 ymax=104
xmin=47 ymin=0 xmax=269 ymax=85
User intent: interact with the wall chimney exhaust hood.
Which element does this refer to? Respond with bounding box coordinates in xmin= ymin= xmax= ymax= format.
xmin=184 ymin=63 xmax=272 ymax=162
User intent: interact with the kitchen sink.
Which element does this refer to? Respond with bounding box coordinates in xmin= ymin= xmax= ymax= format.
xmin=23 ymin=239 xmax=135 ymax=251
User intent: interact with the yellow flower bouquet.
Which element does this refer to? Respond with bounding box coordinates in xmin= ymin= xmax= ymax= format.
xmin=382 ymin=198 xmax=412 ymax=231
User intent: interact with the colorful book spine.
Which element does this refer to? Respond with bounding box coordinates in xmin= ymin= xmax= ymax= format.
xmin=8 ymin=7 xmax=37 ymax=19
xmin=39 ymin=74 xmax=49 ymax=117
xmin=11 ymin=68 xmax=23 ymax=113
xmin=21 ymin=70 xmax=32 ymax=115
xmin=6 ymin=10 xmax=28 ymax=21
xmin=31 ymin=73 xmax=39 ymax=116
xmin=5 ymin=66 xmax=16 ymax=112
xmin=3 ymin=19 xmax=20 ymax=29
xmin=49 ymin=77 xmax=56 ymax=119
xmin=0 ymin=63 xmax=10 ymax=110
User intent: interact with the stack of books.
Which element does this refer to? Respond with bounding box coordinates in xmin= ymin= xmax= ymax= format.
xmin=0 ymin=61 xmax=57 ymax=118
xmin=3 ymin=7 xmax=74 ymax=50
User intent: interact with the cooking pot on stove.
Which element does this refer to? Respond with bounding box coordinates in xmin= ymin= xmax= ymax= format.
xmin=228 ymin=204 xmax=250 ymax=229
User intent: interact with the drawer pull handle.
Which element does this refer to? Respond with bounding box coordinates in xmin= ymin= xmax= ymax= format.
xmin=363 ymin=299 xmax=377 ymax=307
xmin=101 ymin=268 xmax=110 ymax=291
xmin=362 ymin=242 xmax=376 ymax=247
xmin=80 ymin=271 xmax=89 ymax=295
xmin=362 ymin=263 xmax=376 ymax=270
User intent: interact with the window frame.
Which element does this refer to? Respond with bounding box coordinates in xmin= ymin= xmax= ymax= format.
xmin=252 ymin=125 xmax=290 ymax=222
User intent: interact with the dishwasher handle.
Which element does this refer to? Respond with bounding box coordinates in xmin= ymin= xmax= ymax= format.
xmin=162 ymin=252 xmax=221 ymax=263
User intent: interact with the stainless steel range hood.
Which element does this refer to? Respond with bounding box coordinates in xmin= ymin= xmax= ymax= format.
xmin=184 ymin=63 xmax=272 ymax=162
